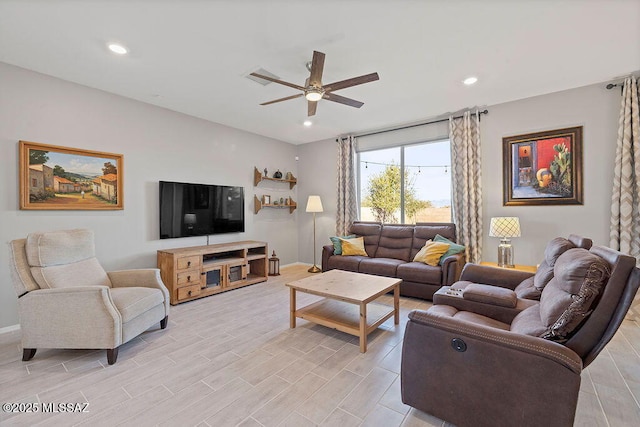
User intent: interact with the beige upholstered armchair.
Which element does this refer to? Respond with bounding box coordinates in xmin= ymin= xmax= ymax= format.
xmin=9 ymin=229 xmax=169 ymax=365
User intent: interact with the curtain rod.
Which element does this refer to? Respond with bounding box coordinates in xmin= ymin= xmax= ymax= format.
xmin=606 ymin=82 xmax=625 ymax=95
xmin=340 ymin=109 xmax=488 ymax=140
xmin=606 ymin=75 xmax=639 ymax=93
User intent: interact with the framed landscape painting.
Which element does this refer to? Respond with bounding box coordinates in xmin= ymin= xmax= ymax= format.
xmin=502 ymin=126 xmax=583 ymax=206
xmin=19 ymin=141 xmax=124 ymax=210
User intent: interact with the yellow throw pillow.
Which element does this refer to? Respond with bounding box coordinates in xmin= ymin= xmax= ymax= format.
xmin=414 ymin=240 xmax=450 ymax=266
xmin=340 ymin=237 xmax=368 ymax=256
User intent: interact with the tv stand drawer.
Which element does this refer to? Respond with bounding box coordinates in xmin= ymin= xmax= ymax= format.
xmin=177 ymin=255 xmax=201 ymax=270
xmin=177 ymin=270 xmax=201 ymax=287
xmin=177 ymin=284 xmax=201 ymax=301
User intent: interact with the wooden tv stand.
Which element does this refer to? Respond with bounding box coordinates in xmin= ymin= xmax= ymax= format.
xmin=157 ymin=240 xmax=268 ymax=305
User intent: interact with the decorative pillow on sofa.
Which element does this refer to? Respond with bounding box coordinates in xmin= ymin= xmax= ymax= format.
xmin=414 ymin=240 xmax=450 ymax=266
xmin=329 ymin=235 xmax=356 ymax=255
xmin=433 ymin=234 xmax=465 ymax=265
xmin=539 ymin=248 xmax=610 ymax=342
xmin=340 ymin=237 xmax=368 ymax=256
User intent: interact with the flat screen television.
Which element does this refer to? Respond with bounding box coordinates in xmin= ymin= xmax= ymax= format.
xmin=159 ymin=181 xmax=245 ymax=239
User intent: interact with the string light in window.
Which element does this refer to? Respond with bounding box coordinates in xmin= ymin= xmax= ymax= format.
xmin=360 ymin=160 xmax=450 ymax=172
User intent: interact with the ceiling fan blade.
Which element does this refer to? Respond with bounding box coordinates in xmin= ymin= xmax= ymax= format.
xmin=308 ymin=100 xmax=318 ymax=116
xmin=308 ymin=51 xmax=325 ymax=87
xmin=249 ymin=72 xmax=305 ymax=91
xmin=260 ymin=93 xmax=304 ymax=106
xmin=323 ymin=93 xmax=364 ymax=108
xmin=324 ymin=72 xmax=379 ymax=92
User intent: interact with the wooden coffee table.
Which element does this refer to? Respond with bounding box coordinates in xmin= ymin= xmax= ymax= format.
xmin=286 ymin=270 xmax=401 ymax=352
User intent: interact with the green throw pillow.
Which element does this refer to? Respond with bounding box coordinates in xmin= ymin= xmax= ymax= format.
xmin=434 ymin=234 xmax=465 ymax=265
xmin=329 ymin=235 xmax=356 ymax=255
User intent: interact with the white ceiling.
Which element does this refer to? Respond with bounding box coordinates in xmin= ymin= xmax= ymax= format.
xmin=1 ymin=1 xmax=638 ymax=145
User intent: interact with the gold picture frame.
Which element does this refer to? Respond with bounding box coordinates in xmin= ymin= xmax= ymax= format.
xmin=19 ymin=141 xmax=124 ymax=210
xmin=502 ymin=126 xmax=583 ymax=206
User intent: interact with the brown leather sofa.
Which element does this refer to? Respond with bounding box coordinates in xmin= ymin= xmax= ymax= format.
xmin=401 ymin=243 xmax=640 ymax=427
xmin=322 ymin=221 xmax=465 ymax=299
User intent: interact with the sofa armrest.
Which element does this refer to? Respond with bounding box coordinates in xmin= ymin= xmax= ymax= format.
xmin=441 ymin=252 xmax=465 ymax=286
xmin=459 ymin=263 xmax=534 ymax=290
xmin=462 ymin=283 xmax=517 ymax=308
xmin=433 ymin=286 xmax=537 ymax=324
xmin=321 ymin=245 xmax=335 ymax=272
xmin=18 ymin=286 xmax=122 ymax=349
xmin=407 ymin=307 xmax=582 ymax=372
xmin=108 ymin=269 xmax=170 ymax=312
xmin=109 ymin=268 xmax=165 ymax=289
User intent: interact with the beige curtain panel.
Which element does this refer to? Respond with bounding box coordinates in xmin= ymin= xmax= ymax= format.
xmin=336 ymin=136 xmax=359 ymax=236
xmin=450 ymin=110 xmax=483 ymax=263
xmin=609 ymin=76 xmax=640 ymax=320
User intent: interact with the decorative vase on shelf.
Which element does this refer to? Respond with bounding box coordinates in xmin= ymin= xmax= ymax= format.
xmin=273 ymin=169 xmax=283 ymax=179
xmin=286 ymin=172 xmax=293 ymax=180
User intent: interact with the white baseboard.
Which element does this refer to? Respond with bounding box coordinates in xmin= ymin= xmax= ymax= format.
xmin=0 ymin=324 xmax=20 ymax=335
xmin=281 ymin=262 xmax=312 ymax=268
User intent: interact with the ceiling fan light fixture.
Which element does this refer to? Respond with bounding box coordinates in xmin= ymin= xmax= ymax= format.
xmin=463 ymin=76 xmax=478 ymax=86
xmin=108 ymin=43 xmax=128 ymax=55
xmin=304 ymin=87 xmax=324 ymax=102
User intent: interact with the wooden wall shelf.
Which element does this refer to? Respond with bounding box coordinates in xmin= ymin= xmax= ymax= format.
xmin=254 ymin=195 xmax=297 ymax=214
xmin=254 ymin=167 xmax=297 ymax=189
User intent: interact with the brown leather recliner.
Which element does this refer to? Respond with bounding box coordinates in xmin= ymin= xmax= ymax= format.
xmin=432 ymin=234 xmax=594 ymax=323
xmin=401 ymin=244 xmax=640 ymax=427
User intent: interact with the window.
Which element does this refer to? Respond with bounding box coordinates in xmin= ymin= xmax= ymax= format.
xmin=358 ymin=140 xmax=451 ymax=224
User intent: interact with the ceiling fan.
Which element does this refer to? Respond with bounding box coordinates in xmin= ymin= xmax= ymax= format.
xmin=250 ymin=51 xmax=379 ymax=117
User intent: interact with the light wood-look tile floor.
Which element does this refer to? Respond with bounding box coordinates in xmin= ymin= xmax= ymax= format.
xmin=1 ymin=264 xmax=640 ymax=426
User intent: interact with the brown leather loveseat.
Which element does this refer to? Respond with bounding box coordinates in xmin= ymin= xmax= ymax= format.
xmin=322 ymin=221 xmax=465 ymax=299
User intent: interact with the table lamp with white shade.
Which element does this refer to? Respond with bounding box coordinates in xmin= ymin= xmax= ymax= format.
xmin=489 ymin=217 xmax=521 ymax=268
xmin=306 ymin=195 xmax=323 ymax=273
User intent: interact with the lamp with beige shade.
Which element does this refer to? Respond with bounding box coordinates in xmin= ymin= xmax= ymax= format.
xmin=489 ymin=217 xmax=521 ymax=268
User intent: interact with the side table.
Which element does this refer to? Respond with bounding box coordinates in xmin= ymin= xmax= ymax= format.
xmin=480 ymin=261 xmax=537 ymax=274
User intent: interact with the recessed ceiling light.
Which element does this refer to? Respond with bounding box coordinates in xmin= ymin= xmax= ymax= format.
xmin=303 ymin=120 xmax=312 ymax=127
xmin=108 ymin=43 xmax=128 ymax=55
xmin=463 ymin=76 xmax=478 ymax=86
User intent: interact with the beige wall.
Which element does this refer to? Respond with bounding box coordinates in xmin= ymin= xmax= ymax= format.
xmin=297 ymin=81 xmax=621 ymax=267
xmin=481 ymin=83 xmax=619 ymax=265
xmin=296 ymin=138 xmax=338 ymax=268
xmin=0 ymin=63 xmax=300 ymax=329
